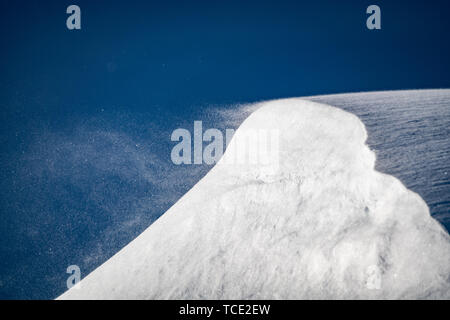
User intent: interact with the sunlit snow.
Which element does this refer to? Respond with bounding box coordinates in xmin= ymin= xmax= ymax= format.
xmin=59 ymin=99 xmax=450 ymax=299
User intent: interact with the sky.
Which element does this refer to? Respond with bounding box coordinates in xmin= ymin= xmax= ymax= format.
xmin=0 ymin=0 xmax=450 ymax=299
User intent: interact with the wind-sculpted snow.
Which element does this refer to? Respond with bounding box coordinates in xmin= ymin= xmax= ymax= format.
xmin=308 ymin=90 xmax=450 ymax=231
xmin=59 ymin=99 xmax=450 ymax=299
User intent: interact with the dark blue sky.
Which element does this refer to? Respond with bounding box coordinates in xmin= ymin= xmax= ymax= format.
xmin=1 ymin=0 xmax=450 ymax=114
xmin=1 ymin=0 xmax=450 ymax=299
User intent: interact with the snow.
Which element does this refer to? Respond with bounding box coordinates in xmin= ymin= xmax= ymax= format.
xmin=58 ymin=98 xmax=450 ymax=299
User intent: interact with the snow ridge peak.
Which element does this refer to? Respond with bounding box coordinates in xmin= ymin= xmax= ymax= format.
xmin=59 ymin=99 xmax=450 ymax=299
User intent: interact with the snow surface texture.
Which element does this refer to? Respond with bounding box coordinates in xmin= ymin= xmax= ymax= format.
xmin=308 ymin=90 xmax=450 ymax=230
xmin=59 ymin=99 xmax=450 ymax=299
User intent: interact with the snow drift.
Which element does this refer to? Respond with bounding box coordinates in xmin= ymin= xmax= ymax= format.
xmin=59 ymin=99 xmax=450 ymax=299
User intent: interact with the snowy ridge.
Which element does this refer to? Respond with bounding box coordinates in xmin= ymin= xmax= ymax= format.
xmin=59 ymin=99 xmax=450 ymax=299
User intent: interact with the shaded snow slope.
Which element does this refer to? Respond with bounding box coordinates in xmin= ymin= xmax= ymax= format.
xmin=59 ymin=99 xmax=450 ymax=299
xmin=308 ymin=90 xmax=450 ymax=230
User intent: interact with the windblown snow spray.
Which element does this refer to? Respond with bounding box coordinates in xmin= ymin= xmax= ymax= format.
xmin=171 ymin=121 xmax=280 ymax=174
